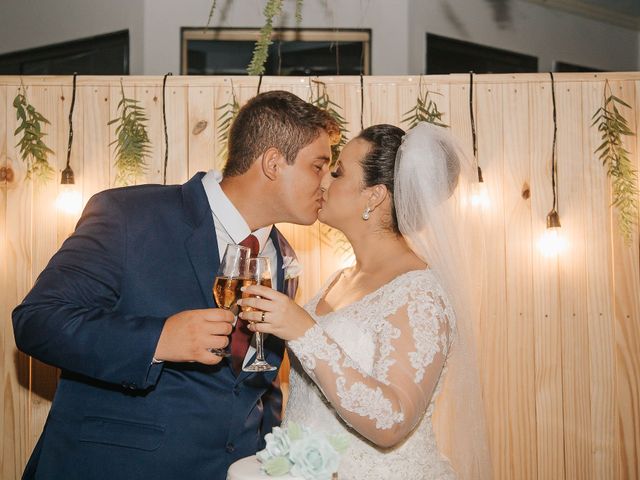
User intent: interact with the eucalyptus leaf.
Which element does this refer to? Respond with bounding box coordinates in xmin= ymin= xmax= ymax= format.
xmin=593 ymin=80 xmax=638 ymax=244
xmin=13 ymin=87 xmax=54 ymax=182
xmin=109 ymin=80 xmax=151 ymax=186
xmin=247 ymin=0 xmax=284 ymax=75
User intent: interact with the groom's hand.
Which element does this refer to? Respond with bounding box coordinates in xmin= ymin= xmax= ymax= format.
xmin=154 ymin=309 xmax=234 ymax=364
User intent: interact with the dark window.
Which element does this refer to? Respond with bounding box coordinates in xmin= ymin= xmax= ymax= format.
xmin=554 ymin=61 xmax=603 ymax=73
xmin=0 ymin=30 xmax=129 ymax=75
xmin=426 ymin=33 xmax=537 ymax=74
xmin=182 ymin=28 xmax=370 ymax=75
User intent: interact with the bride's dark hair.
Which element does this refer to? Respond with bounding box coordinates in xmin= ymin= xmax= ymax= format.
xmin=356 ymin=124 xmax=406 ymax=234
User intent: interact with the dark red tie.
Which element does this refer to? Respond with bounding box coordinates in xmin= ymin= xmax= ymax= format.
xmin=239 ymin=234 xmax=260 ymax=257
xmin=230 ymin=234 xmax=260 ymax=373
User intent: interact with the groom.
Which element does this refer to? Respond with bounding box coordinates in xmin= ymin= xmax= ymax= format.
xmin=12 ymin=90 xmax=339 ymax=480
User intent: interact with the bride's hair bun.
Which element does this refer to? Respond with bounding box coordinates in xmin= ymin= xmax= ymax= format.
xmin=356 ymin=124 xmax=406 ymax=233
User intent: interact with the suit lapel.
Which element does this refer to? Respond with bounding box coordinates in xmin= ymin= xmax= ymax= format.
xmin=272 ymin=227 xmax=285 ymax=294
xmin=182 ymin=173 xmax=220 ymax=308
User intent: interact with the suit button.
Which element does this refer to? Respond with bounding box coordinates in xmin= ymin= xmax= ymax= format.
xmin=121 ymin=382 xmax=129 ymax=389
xmin=226 ymin=443 xmax=235 ymax=453
xmin=129 ymin=384 xmax=137 ymax=390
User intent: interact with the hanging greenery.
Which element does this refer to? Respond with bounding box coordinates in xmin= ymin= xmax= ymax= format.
xmin=310 ymin=79 xmax=348 ymax=165
xmin=247 ymin=0 xmax=284 ymax=75
xmin=204 ymin=0 xmax=218 ymax=31
xmin=295 ymin=0 xmax=303 ymax=26
xmin=13 ymin=86 xmax=55 ymax=181
xmin=108 ymin=80 xmax=152 ymax=186
xmin=205 ymin=0 xmax=304 ymax=74
xmin=592 ymin=80 xmax=638 ymax=244
xmin=402 ymin=79 xmax=448 ymax=129
xmin=216 ymin=82 xmax=241 ymax=167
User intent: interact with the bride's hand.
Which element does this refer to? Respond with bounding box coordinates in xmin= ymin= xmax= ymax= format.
xmin=236 ymin=285 xmax=316 ymax=341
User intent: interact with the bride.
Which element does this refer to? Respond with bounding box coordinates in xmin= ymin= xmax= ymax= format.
xmin=237 ymin=122 xmax=492 ymax=479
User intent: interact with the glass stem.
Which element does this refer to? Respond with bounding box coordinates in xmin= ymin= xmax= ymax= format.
xmin=255 ymin=330 xmax=265 ymax=361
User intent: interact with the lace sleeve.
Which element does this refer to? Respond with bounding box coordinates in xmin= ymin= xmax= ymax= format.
xmin=288 ymin=275 xmax=453 ymax=448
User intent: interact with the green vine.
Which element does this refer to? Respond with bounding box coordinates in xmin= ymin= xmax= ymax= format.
xmin=13 ymin=86 xmax=55 ymax=181
xmin=247 ymin=0 xmax=284 ymax=75
xmin=206 ymin=0 xmax=304 ymax=74
xmin=295 ymin=0 xmax=303 ymax=27
xmin=204 ymin=0 xmax=218 ymax=31
xmin=310 ymin=79 xmax=348 ymax=165
xmin=216 ymin=82 xmax=240 ymax=167
xmin=108 ymin=80 xmax=152 ymax=186
xmin=402 ymin=79 xmax=448 ymax=129
xmin=592 ymin=80 xmax=638 ymax=244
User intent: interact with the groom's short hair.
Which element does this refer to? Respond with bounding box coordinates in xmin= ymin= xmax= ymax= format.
xmin=223 ymin=90 xmax=340 ymax=177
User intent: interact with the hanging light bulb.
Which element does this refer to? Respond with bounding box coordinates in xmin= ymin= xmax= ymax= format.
xmin=537 ymin=72 xmax=568 ymax=258
xmin=56 ymin=72 xmax=82 ymax=215
xmin=468 ymin=72 xmax=489 ymax=209
xmin=470 ymin=181 xmax=489 ymax=208
xmin=538 ymin=209 xmax=567 ymax=257
xmin=56 ymin=165 xmax=82 ymax=214
xmin=470 ymin=166 xmax=489 ymax=208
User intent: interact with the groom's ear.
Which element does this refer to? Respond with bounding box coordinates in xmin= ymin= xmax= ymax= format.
xmin=261 ymin=147 xmax=285 ymax=181
xmin=367 ymin=184 xmax=389 ymax=211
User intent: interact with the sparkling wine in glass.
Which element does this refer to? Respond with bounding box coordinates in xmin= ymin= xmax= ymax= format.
xmin=242 ymin=256 xmax=276 ymax=372
xmin=211 ymin=244 xmax=251 ymax=357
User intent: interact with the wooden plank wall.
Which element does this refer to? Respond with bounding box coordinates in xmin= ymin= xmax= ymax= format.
xmin=0 ymin=74 xmax=639 ymax=479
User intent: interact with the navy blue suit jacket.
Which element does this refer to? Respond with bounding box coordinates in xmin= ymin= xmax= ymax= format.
xmin=12 ymin=172 xmax=296 ymax=480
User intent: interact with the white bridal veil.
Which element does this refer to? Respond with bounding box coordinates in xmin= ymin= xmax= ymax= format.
xmin=394 ymin=122 xmax=493 ymax=479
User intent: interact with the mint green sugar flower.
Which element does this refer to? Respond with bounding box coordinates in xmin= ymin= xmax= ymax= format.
xmin=260 ymin=426 xmax=292 ymax=459
xmin=288 ymin=433 xmax=340 ymax=480
xmin=263 ymin=456 xmax=293 ymax=476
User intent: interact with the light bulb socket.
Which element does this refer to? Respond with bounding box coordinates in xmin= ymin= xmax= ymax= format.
xmin=546 ymin=210 xmax=561 ymax=229
xmin=60 ymin=165 xmax=75 ymax=185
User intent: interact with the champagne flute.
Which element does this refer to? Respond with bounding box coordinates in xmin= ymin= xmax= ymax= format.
xmin=241 ymin=256 xmax=276 ymax=372
xmin=212 ymin=244 xmax=251 ymax=357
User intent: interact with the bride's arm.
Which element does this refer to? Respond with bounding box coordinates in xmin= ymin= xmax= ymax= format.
xmin=237 ymin=279 xmax=452 ymax=448
xmin=286 ymin=288 xmax=452 ymax=448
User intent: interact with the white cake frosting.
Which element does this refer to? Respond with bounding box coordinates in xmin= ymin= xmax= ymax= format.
xmin=227 ymin=455 xmax=303 ymax=480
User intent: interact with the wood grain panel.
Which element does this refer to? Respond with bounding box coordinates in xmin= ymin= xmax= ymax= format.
xmin=582 ymin=79 xmax=617 ymax=480
xmin=610 ymin=80 xmax=640 ymax=480
xmin=529 ymin=79 xmax=565 ymax=480
xmin=3 ymin=82 xmax=32 ymax=480
xmin=502 ymin=82 xmax=537 ymax=480
xmin=556 ymin=81 xmax=592 ymax=479
xmin=476 ymin=82 xmax=509 ymax=479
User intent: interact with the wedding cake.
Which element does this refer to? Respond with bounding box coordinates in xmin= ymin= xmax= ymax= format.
xmin=226 ymin=423 xmax=347 ymax=480
xmin=227 ymin=455 xmax=303 ymax=480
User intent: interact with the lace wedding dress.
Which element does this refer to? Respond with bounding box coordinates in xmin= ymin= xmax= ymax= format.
xmin=284 ymin=268 xmax=457 ymax=480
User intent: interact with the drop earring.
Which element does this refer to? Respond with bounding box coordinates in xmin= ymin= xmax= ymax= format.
xmin=362 ymin=207 xmax=371 ymax=221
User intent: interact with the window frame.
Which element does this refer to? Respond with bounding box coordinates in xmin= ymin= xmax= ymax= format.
xmin=180 ymin=27 xmax=371 ymax=75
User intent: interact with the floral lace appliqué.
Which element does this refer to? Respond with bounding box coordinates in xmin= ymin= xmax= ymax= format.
xmin=288 ymin=324 xmax=344 ymax=375
xmin=336 ymin=378 xmax=404 ymax=430
xmin=407 ymin=293 xmax=451 ymax=383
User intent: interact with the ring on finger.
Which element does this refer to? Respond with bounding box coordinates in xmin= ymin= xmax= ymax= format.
xmin=260 ymin=311 xmax=266 ymax=323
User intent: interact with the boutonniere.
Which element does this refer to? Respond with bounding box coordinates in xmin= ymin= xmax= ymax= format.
xmin=283 ymin=256 xmax=302 ymax=280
